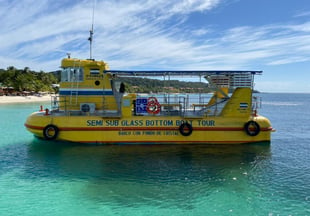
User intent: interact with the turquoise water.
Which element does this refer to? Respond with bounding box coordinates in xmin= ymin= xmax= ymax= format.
xmin=0 ymin=94 xmax=309 ymax=216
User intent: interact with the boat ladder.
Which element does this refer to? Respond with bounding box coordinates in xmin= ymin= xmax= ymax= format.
xmin=70 ymin=61 xmax=81 ymax=105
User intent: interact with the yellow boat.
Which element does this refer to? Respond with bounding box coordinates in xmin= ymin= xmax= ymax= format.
xmin=24 ymin=56 xmax=274 ymax=144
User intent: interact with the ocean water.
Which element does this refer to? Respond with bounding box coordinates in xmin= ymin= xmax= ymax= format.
xmin=0 ymin=94 xmax=309 ymax=216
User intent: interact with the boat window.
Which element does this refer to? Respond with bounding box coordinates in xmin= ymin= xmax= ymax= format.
xmin=61 ymin=68 xmax=70 ymax=82
xmin=76 ymin=68 xmax=84 ymax=81
xmin=61 ymin=67 xmax=84 ymax=82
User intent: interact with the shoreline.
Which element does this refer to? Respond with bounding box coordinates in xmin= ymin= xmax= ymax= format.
xmin=0 ymin=95 xmax=52 ymax=104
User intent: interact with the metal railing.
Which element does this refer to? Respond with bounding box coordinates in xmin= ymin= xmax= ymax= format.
xmin=48 ymin=93 xmax=231 ymax=117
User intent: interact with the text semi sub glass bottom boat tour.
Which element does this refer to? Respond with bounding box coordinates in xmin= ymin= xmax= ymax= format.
xmin=25 ymin=57 xmax=274 ymax=144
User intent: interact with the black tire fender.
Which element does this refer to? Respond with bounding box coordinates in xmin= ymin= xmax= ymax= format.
xmin=179 ymin=122 xmax=193 ymax=136
xmin=43 ymin=124 xmax=59 ymax=140
xmin=244 ymin=121 xmax=260 ymax=136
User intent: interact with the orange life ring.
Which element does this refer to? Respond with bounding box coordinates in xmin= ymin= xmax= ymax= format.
xmin=146 ymin=97 xmax=161 ymax=114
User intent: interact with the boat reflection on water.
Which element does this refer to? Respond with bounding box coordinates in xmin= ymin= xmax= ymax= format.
xmin=24 ymin=139 xmax=271 ymax=208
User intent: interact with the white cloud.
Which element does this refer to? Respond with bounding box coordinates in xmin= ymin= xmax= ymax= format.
xmin=191 ymin=28 xmax=211 ymax=36
xmin=0 ymin=0 xmax=310 ymax=79
xmin=294 ymin=10 xmax=310 ymax=18
xmin=169 ymin=0 xmax=221 ymax=14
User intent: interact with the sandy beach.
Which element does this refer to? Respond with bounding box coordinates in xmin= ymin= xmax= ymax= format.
xmin=0 ymin=95 xmax=53 ymax=104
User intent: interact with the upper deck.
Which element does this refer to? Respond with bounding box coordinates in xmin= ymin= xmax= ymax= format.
xmin=106 ymin=70 xmax=262 ymax=89
xmin=60 ymin=57 xmax=261 ymax=90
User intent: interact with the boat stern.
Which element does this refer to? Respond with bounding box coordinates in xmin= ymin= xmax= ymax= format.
xmin=244 ymin=115 xmax=273 ymax=142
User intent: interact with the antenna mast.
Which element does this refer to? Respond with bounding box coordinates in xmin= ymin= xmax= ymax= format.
xmin=88 ymin=0 xmax=95 ymax=59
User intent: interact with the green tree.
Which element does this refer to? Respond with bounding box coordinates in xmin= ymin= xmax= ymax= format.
xmin=0 ymin=66 xmax=59 ymax=94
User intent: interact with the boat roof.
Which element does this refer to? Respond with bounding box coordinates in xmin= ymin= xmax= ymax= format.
xmin=105 ymin=70 xmax=262 ymax=77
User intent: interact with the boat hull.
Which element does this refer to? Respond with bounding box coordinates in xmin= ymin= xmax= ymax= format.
xmin=25 ymin=112 xmax=272 ymax=144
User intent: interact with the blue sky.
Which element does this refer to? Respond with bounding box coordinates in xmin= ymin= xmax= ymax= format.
xmin=1 ymin=0 xmax=310 ymax=92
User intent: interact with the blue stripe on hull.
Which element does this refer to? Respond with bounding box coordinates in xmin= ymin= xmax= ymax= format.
xmin=59 ymin=91 xmax=113 ymax=96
